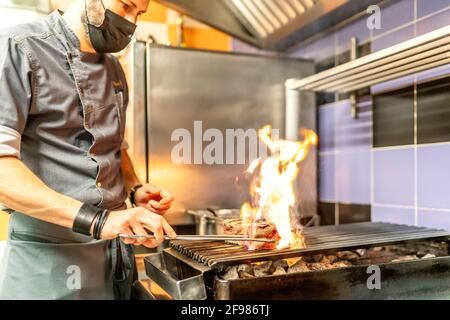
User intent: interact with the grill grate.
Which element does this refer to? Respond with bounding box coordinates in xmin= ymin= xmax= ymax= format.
xmin=169 ymin=222 xmax=450 ymax=268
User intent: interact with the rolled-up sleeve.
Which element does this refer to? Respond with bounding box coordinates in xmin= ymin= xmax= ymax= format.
xmin=0 ymin=36 xmax=33 ymax=158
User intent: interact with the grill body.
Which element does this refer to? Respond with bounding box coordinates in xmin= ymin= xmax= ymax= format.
xmin=144 ymin=222 xmax=450 ymax=299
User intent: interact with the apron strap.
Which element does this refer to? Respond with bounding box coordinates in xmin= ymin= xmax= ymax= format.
xmin=111 ymin=238 xmax=137 ymax=300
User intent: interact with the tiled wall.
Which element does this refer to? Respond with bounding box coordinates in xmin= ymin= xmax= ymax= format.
xmin=232 ymin=0 xmax=450 ymax=230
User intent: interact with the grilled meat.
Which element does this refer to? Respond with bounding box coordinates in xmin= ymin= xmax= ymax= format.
xmin=223 ymin=218 xmax=280 ymax=250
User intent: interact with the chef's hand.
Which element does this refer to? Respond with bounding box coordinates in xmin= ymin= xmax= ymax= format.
xmin=100 ymin=207 xmax=177 ymax=248
xmin=134 ymin=183 xmax=174 ymax=216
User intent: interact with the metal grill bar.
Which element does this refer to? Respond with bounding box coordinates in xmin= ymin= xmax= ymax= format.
xmin=169 ymin=222 xmax=450 ymax=268
xmin=287 ymin=25 xmax=450 ymax=93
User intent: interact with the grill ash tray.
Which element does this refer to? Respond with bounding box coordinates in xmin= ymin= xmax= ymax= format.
xmin=144 ymin=249 xmax=211 ymax=300
xmin=144 ymin=222 xmax=450 ymax=300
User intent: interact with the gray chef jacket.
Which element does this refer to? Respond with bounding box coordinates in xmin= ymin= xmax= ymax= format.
xmin=0 ymin=11 xmax=132 ymax=299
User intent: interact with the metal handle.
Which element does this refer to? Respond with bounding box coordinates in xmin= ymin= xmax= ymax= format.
xmin=144 ymin=252 xmax=207 ymax=300
xmin=118 ymin=233 xmax=276 ymax=243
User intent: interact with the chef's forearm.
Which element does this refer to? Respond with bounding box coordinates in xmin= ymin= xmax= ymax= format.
xmin=0 ymin=157 xmax=82 ymax=228
xmin=120 ymin=149 xmax=141 ymax=194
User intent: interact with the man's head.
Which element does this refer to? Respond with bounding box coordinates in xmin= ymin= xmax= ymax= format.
xmin=85 ymin=0 xmax=149 ymax=26
xmin=81 ymin=0 xmax=150 ymax=53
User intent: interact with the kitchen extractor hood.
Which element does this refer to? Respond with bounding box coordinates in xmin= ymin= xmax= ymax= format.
xmin=154 ymin=0 xmax=391 ymax=51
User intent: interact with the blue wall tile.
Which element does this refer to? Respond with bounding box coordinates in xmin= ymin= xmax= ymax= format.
xmin=289 ymin=34 xmax=336 ymax=62
xmin=371 ymin=75 xmax=415 ymax=95
xmin=372 ymin=25 xmax=415 ymax=52
xmin=374 ymin=148 xmax=415 ymax=206
xmin=336 ymin=149 xmax=371 ymax=204
xmin=319 ymin=105 xmax=336 ymax=152
xmin=418 ymin=209 xmax=450 ymax=231
xmin=373 ymin=0 xmax=415 ymax=38
xmin=417 ymin=0 xmax=450 ymax=18
xmin=417 ymin=65 xmax=450 ymax=83
xmin=335 ymin=99 xmax=372 ymax=151
xmin=336 ymin=18 xmax=370 ymax=55
xmin=418 ymin=144 xmax=450 ymax=209
xmin=372 ymin=206 xmax=415 ymax=225
xmin=319 ymin=153 xmax=336 ymax=202
xmin=416 ymin=7 xmax=450 ymax=35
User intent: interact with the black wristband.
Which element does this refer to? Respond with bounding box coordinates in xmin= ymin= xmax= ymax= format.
xmin=93 ymin=210 xmax=110 ymax=240
xmin=129 ymin=184 xmax=143 ymax=206
xmin=98 ymin=210 xmax=110 ymax=239
xmin=72 ymin=203 xmax=102 ymax=236
xmin=92 ymin=209 xmax=105 ymax=239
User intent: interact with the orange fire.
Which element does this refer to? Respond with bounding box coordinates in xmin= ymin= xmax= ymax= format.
xmin=241 ymin=125 xmax=318 ymax=250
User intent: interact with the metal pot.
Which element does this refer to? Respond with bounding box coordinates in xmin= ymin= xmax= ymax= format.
xmin=187 ymin=209 xmax=240 ymax=235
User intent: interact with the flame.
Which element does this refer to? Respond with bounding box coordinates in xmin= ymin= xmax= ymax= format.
xmin=241 ymin=126 xmax=318 ymax=250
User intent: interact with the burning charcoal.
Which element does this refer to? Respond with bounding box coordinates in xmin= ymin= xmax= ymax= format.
xmin=301 ymin=255 xmax=314 ymax=263
xmin=320 ymin=255 xmax=338 ymax=264
xmin=356 ymin=249 xmax=366 ymax=256
xmin=391 ymin=255 xmax=419 ymax=262
xmin=331 ymin=261 xmax=352 ymax=268
xmin=253 ymin=261 xmax=273 ymax=277
xmin=313 ymin=254 xmax=324 ymax=262
xmin=239 ymin=272 xmax=255 ymax=279
xmin=336 ymin=251 xmax=360 ymax=262
xmin=222 ymin=266 xmax=239 ymax=280
xmin=421 ymin=254 xmax=436 ymax=260
xmin=272 ymin=266 xmax=287 ymax=275
xmin=237 ymin=264 xmax=254 ymax=276
xmin=288 ymin=261 xmax=310 ymax=274
xmin=308 ymin=263 xmax=329 ymax=271
xmin=269 ymin=260 xmax=289 ymax=273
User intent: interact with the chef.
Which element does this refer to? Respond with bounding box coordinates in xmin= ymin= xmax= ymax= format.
xmin=0 ymin=0 xmax=176 ymax=299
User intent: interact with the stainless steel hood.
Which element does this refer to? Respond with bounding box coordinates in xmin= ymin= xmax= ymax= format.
xmin=155 ymin=0 xmax=389 ymax=51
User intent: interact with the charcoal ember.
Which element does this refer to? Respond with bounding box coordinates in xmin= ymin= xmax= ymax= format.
xmin=237 ymin=264 xmax=254 ymax=276
xmin=336 ymin=251 xmax=360 ymax=262
xmin=313 ymin=254 xmax=324 ymax=262
xmin=272 ymin=266 xmax=287 ymax=275
xmin=391 ymin=255 xmax=419 ymax=262
xmin=330 ymin=261 xmax=352 ymax=268
xmin=253 ymin=261 xmax=273 ymax=277
xmin=222 ymin=266 xmax=239 ymax=280
xmin=269 ymin=259 xmax=289 ymax=273
xmin=223 ymin=218 xmax=280 ymax=250
xmin=300 ymin=255 xmax=314 ymax=263
xmin=421 ymin=253 xmax=436 ymax=260
xmin=320 ymin=255 xmax=338 ymax=264
xmin=287 ymin=260 xmax=310 ymax=273
xmin=237 ymin=264 xmax=254 ymax=278
xmin=239 ymin=272 xmax=255 ymax=279
xmin=356 ymin=249 xmax=366 ymax=256
xmin=308 ymin=262 xmax=330 ymax=271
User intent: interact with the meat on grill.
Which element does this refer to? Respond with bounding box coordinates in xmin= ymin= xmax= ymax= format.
xmin=223 ymin=218 xmax=280 ymax=250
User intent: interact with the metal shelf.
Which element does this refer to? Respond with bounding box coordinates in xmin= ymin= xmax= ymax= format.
xmin=286 ymin=25 xmax=450 ymax=93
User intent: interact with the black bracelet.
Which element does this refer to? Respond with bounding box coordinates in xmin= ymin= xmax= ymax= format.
xmin=92 ymin=209 xmax=105 ymax=239
xmin=129 ymin=184 xmax=143 ymax=206
xmin=93 ymin=209 xmax=110 ymax=240
xmin=72 ymin=203 xmax=103 ymax=236
xmin=98 ymin=210 xmax=110 ymax=238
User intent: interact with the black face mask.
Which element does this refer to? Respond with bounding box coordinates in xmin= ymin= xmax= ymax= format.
xmin=85 ymin=1 xmax=137 ymax=53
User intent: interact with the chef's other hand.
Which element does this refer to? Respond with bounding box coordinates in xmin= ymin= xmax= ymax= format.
xmin=100 ymin=207 xmax=176 ymax=248
xmin=134 ymin=183 xmax=174 ymax=215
